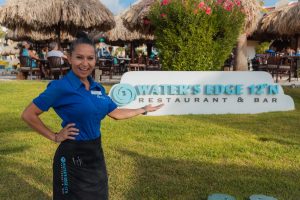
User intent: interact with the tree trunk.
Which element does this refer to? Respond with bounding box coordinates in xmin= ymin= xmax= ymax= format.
xmin=130 ymin=42 xmax=135 ymax=63
xmin=234 ymin=33 xmax=248 ymax=71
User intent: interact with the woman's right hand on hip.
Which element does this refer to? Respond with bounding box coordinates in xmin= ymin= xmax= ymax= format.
xmin=55 ymin=123 xmax=79 ymax=142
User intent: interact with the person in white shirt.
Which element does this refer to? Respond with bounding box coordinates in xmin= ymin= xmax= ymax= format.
xmin=47 ymin=42 xmax=68 ymax=64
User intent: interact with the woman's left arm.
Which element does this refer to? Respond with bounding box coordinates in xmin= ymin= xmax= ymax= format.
xmin=108 ymin=104 xmax=163 ymax=120
xmin=29 ymin=50 xmax=40 ymax=60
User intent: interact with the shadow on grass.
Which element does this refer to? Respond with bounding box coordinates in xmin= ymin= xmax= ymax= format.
xmin=0 ymin=145 xmax=30 ymax=155
xmin=0 ymin=112 xmax=32 ymax=134
xmin=118 ymin=149 xmax=299 ymax=200
xmin=172 ymin=112 xmax=300 ymax=146
xmin=0 ymin=145 xmax=51 ymax=200
xmin=257 ymin=137 xmax=300 ymax=146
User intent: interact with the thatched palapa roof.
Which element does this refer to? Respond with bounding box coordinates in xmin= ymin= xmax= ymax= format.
xmin=240 ymin=0 xmax=263 ymax=36
xmin=121 ymin=0 xmax=157 ymax=33
xmin=91 ymin=15 xmax=154 ymax=45
xmin=108 ymin=15 xmax=154 ymax=42
xmin=6 ymin=28 xmax=75 ymax=42
xmin=257 ymin=3 xmax=300 ymax=36
xmin=0 ymin=0 xmax=115 ymax=35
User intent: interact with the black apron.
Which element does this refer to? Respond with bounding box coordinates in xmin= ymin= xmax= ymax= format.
xmin=53 ymin=137 xmax=108 ymax=200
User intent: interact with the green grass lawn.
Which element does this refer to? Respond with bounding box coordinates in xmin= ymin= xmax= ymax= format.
xmin=0 ymin=80 xmax=299 ymax=200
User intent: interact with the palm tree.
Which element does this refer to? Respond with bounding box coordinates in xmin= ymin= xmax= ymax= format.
xmin=234 ymin=0 xmax=262 ymax=71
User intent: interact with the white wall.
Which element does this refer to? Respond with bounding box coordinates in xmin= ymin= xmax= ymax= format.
xmin=246 ymin=40 xmax=259 ymax=59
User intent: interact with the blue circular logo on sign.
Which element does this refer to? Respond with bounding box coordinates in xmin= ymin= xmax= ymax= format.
xmin=111 ymin=84 xmax=136 ymax=106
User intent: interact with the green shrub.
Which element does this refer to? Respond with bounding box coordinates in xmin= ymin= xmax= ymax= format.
xmin=149 ymin=0 xmax=245 ymax=71
xmin=255 ymin=41 xmax=271 ymax=54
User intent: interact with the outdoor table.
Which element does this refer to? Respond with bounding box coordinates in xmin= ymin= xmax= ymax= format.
xmin=117 ymin=57 xmax=131 ymax=62
xmin=98 ymin=58 xmax=112 ymax=62
xmin=128 ymin=63 xmax=146 ymax=71
xmin=98 ymin=58 xmax=112 ymax=67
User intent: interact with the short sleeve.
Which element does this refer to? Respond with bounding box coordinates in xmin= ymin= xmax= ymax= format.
xmin=98 ymin=84 xmax=117 ymax=114
xmin=107 ymin=96 xmax=118 ymax=114
xmin=32 ymin=81 xmax=62 ymax=111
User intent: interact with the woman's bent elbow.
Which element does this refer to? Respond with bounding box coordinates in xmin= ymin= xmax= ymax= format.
xmin=21 ymin=111 xmax=28 ymax=122
xmin=21 ymin=110 xmax=33 ymax=123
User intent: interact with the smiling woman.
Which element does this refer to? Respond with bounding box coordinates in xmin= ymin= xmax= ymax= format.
xmin=68 ymin=35 xmax=97 ymax=88
xmin=21 ymin=32 xmax=163 ymax=200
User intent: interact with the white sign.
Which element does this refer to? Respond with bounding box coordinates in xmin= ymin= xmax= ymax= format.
xmin=109 ymin=71 xmax=295 ymax=116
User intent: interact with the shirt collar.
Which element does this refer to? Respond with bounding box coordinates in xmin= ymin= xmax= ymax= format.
xmin=66 ymin=70 xmax=102 ymax=90
xmin=89 ymin=76 xmax=102 ymax=90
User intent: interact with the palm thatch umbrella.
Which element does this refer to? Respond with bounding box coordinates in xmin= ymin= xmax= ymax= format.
xmin=257 ymin=3 xmax=300 ymax=37
xmin=6 ymin=28 xmax=75 ymax=42
xmin=234 ymin=0 xmax=263 ymax=71
xmin=91 ymin=15 xmax=154 ymax=45
xmin=108 ymin=15 xmax=154 ymax=43
xmin=0 ymin=0 xmax=115 ymax=42
xmin=121 ymin=0 xmax=157 ymax=33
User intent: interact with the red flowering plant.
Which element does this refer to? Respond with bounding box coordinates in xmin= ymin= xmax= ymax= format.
xmin=149 ymin=0 xmax=245 ymax=70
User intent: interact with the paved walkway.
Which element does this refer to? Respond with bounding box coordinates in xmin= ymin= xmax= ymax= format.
xmin=276 ymin=77 xmax=300 ymax=87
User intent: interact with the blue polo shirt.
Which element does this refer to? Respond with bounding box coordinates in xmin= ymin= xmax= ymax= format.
xmin=33 ymin=70 xmax=117 ymax=141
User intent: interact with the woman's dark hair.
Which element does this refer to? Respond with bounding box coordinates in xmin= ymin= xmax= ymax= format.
xmin=69 ymin=32 xmax=96 ymax=55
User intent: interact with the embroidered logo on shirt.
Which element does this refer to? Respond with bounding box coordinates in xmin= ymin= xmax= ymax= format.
xmin=91 ymin=91 xmax=102 ymax=95
xmin=91 ymin=90 xmax=103 ymax=98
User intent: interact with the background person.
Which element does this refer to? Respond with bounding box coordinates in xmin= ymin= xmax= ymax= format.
xmin=97 ymin=38 xmax=111 ymax=58
xmin=21 ymin=33 xmax=163 ymax=200
xmin=20 ymin=41 xmax=39 ymax=68
xmin=47 ymin=42 xmax=68 ymax=64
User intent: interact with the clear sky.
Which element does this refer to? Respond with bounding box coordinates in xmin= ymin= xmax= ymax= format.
xmin=264 ymin=0 xmax=278 ymax=6
xmin=0 ymin=0 xmax=290 ymax=14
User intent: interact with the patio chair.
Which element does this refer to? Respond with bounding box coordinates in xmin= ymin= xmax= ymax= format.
xmin=98 ymin=59 xmax=113 ymax=81
xmin=19 ymin=56 xmax=40 ymax=80
xmin=146 ymin=57 xmax=161 ymax=71
xmin=110 ymin=57 xmax=122 ymax=75
xmin=48 ymin=56 xmax=69 ymax=79
xmin=276 ymin=56 xmax=292 ymax=82
xmin=265 ymin=56 xmax=279 ymax=78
